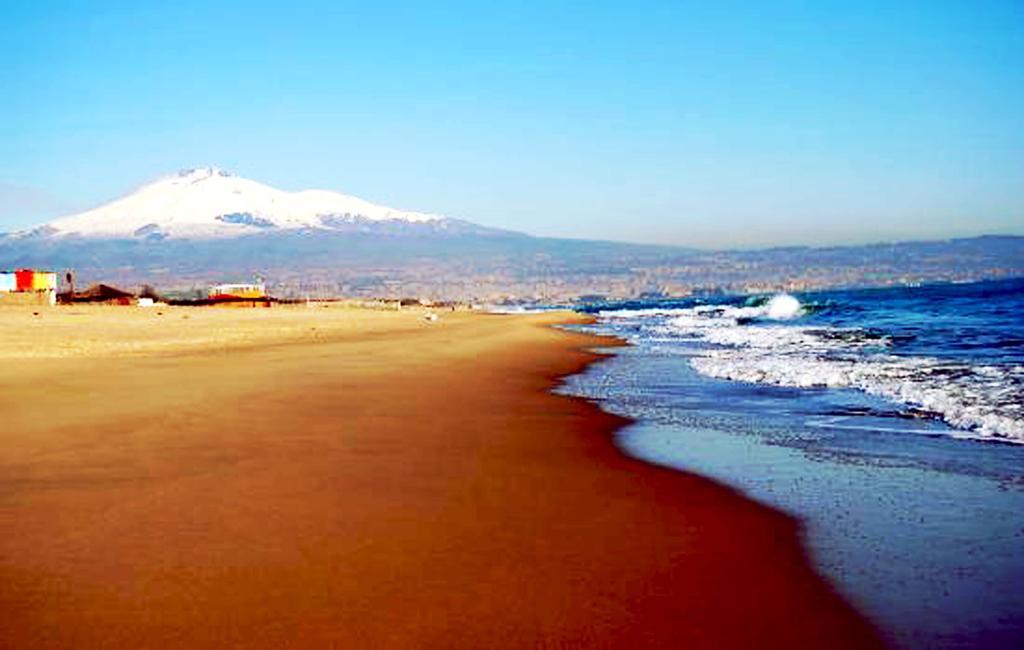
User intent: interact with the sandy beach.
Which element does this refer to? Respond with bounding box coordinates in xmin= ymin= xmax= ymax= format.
xmin=0 ymin=305 xmax=883 ymax=648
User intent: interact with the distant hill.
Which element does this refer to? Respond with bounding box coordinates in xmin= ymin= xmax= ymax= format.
xmin=1 ymin=167 xmax=1021 ymax=300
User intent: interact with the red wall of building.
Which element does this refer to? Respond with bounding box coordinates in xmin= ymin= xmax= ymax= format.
xmin=15 ymin=270 xmax=34 ymax=291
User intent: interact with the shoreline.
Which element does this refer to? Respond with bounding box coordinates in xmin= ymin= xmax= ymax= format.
xmin=0 ymin=308 xmax=883 ymax=648
xmin=567 ymin=309 xmax=1024 ymax=648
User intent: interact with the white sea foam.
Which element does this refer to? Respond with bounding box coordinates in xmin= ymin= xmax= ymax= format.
xmin=604 ymin=295 xmax=1024 ymax=444
xmin=765 ymin=293 xmax=803 ymax=319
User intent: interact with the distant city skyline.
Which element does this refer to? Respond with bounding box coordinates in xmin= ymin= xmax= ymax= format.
xmin=3 ymin=0 xmax=1022 ymax=248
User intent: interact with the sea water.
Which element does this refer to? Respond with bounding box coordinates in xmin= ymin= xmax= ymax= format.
xmin=559 ymin=278 xmax=1024 ymax=649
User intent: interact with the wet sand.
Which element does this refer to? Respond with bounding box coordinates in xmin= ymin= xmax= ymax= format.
xmin=0 ymin=306 xmax=883 ymax=648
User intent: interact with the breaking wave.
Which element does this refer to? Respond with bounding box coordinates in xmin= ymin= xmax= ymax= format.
xmin=599 ymin=294 xmax=1024 ymax=444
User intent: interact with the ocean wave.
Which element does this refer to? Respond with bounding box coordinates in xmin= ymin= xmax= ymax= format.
xmin=603 ymin=294 xmax=1024 ymax=444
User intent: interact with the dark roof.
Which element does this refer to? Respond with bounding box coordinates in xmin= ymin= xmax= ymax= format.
xmin=64 ymin=283 xmax=136 ymax=302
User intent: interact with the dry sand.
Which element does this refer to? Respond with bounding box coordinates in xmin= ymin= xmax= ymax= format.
xmin=0 ymin=302 xmax=431 ymax=359
xmin=0 ymin=305 xmax=883 ymax=648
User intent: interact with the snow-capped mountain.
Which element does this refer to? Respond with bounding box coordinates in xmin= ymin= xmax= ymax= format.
xmin=1 ymin=172 xmax=1019 ymax=300
xmin=35 ymin=166 xmax=466 ymax=240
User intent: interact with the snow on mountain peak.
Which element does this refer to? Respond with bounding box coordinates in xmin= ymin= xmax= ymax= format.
xmin=41 ymin=167 xmax=445 ymax=240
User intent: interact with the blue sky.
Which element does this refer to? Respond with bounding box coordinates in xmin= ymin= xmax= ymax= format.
xmin=2 ymin=0 xmax=1022 ymax=247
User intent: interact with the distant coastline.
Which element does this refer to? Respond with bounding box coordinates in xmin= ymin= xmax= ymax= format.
xmin=2 ymin=170 xmax=1021 ymax=302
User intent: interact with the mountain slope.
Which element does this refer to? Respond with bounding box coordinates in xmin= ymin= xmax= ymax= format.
xmin=32 ymin=166 xmax=489 ymax=240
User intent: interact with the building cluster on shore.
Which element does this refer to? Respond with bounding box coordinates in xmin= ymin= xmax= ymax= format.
xmin=0 ymin=268 xmax=276 ymax=308
xmin=0 ymin=267 xmax=469 ymax=313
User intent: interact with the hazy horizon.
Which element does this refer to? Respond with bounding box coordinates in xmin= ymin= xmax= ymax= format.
xmin=3 ymin=1 xmax=1023 ymax=248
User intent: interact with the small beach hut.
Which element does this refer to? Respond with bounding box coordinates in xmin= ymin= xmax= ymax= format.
xmin=0 ymin=269 xmax=58 ymax=306
xmin=208 ymin=283 xmax=267 ymax=300
xmin=206 ymin=282 xmax=271 ymax=307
